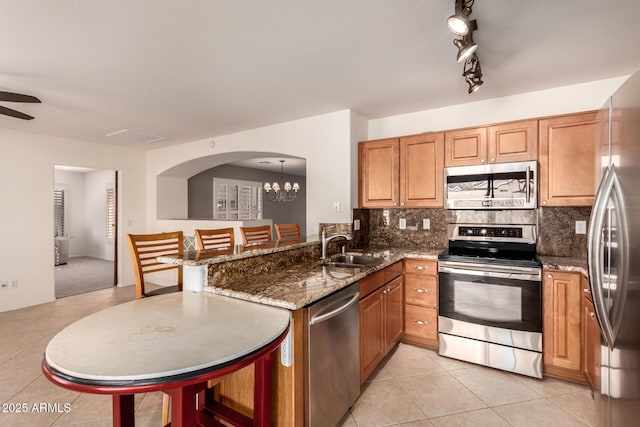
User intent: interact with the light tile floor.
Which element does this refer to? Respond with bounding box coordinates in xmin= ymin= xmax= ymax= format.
xmin=0 ymin=286 xmax=596 ymax=426
xmin=341 ymin=343 xmax=596 ymax=427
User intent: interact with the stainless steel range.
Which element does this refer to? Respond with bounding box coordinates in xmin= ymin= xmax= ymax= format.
xmin=437 ymin=223 xmax=543 ymax=378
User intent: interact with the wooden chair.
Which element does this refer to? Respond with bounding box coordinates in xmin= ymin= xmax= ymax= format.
xmin=195 ymin=227 xmax=235 ymax=251
xmin=240 ymin=225 xmax=272 ymax=245
xmin=275 ymin=223 xmax=301 ymax=240
xmin=126 ymin=231 xmax=183 ymax=300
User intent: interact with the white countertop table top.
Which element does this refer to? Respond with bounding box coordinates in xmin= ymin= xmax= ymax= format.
xmin=44 ymin=292 xmax=290 ymax=385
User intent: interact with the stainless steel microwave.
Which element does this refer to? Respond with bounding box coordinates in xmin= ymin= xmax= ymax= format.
xmin=444 ymin=161 xmax=537 ymax=209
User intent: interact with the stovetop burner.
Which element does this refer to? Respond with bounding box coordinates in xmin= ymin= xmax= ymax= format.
xmin=439 ymin=223 xmax=541 ymax=268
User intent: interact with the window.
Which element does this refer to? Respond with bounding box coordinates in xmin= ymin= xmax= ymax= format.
xmin=53 ymin=188 xmax=65 ymax=237
xmin=213 ymin=178 xmax=263 ymax=220
xmin=106 ymin=188 xmax=115 ymax=239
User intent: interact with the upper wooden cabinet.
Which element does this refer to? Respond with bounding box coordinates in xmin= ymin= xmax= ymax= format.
xmin=539 ymin=112 xmax=597 ymax=206
xmin=358 ymin=138 xmax=399 ymax=207
xmin=444 ymin=120 xmax=537 ymax=167
xmin=359 ymin=132 xmax=444 ymax=208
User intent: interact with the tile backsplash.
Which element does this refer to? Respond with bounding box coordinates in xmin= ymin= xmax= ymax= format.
xmin=353 ymin=206 xmax=592 ymax=259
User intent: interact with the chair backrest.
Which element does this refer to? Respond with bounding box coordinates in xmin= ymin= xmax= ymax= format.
xmin=195 ymin=227 xmax=235 ymax=251
xmin=127 ymin=231 xmax=183 ymax=299
xmin=240 ymin=225 xmax=272 ymax=245
xmin=275 ymin=223 xmax=301 ymax=240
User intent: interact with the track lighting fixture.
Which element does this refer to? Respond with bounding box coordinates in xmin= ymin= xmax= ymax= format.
xmin=463 ymin=54 xmax=483 ymax=93
xmin=447 ymin=0 xmax=474 ymax=36
xmin=447 ymin=0 xmax=483 ymax=93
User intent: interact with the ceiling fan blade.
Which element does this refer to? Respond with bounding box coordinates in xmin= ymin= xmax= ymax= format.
xmin=0 ymin=105 xmax=34 ymax=120
xmin=0 ymin=91 xmax=41 ymax=103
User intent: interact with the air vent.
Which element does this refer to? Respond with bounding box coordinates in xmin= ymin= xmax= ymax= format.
xmin=106 ymin=129 xmax=166 ymax=144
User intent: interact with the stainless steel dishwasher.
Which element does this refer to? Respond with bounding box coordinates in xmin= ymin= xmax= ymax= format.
xmin=307 ymin=281 xmax=360 ymax=427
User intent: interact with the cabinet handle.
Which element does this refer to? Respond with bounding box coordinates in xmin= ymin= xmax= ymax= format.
xmin=490 ymin=158 xmax=496 ymax=163
xmin=414 ymin=265 xmax=428 ymax=270
xmin=584 ymin=288 xmax=591 ymax=294
xmin=542 ymin=200 xmax=547 ymax=205
xmin=481 ymin=159 xmax=485 ymax=163
xmin=401 ymin=202 xmax=405 ymax=206
xmin=413 ymin=320 xmax=428 ymax=325
xmin=590 ymin=312 xmax=596 ymax=318
xmin=547 ymin=273 xmax=553 ymax=279
xmin=414 ymin=289 xmax=428 ymax=293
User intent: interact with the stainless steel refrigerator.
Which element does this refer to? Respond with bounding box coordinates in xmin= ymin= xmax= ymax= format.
xmin=588 ymin=70 xmax=640 ymax=427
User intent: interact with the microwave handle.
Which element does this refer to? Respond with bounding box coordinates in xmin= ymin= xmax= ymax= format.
xmin=525 ymin=166 xmax=531 ymax=204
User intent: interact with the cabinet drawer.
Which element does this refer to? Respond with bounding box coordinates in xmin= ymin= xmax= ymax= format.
xmin=404 ymin=305 xmax=437 ymax=340
xmin=404 ymin=275 xmax=437 ymax=307
xmin=384 ymin=261 xmax=403 ymax=282
xmin=404 ymin=259 xmax=437 ymax=276
xmin=359 ymin=270 xmax=386 ymax=299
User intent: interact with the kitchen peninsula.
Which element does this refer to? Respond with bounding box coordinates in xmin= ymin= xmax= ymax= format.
xmin=159 ymin=238 xmax=442 ymax=426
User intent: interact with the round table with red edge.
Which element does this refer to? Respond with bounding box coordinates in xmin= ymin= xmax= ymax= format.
xmin=42 ymin=291 xmax=290 ymax=427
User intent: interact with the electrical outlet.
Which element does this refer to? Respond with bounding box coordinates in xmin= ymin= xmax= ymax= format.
xmin=353 ymin=219 xmax=361 ymax=231
xmin=333 ymin=201 xmax=341 ymax=213
xmin=399 ymin=218 xmax=407 ymax=230
xmin=0 ymin=280 xmax=8 ymax=291
xmin=575 ymin=220 xmax=587 ymax=234
xmin=423 ymin=218 xmax=431 ymax=230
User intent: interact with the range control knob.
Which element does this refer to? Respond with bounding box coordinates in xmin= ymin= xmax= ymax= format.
xmin=480 ymin=228 xmax=487 ymax=235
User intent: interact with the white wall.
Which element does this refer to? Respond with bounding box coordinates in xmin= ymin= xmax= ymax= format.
xmin=368 ymin=76 xmax=629 ymax=139
xmin=0 ymin=130 xmax=146 ymax=312
xmin=147 ymin=110 xmax=354 ymax=236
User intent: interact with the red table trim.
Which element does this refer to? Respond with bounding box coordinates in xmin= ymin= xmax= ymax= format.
xmin=43 ymin=326 xmax=289 ymax=427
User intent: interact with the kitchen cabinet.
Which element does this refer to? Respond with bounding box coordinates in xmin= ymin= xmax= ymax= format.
xmin=542 ymin=269 xmax=586 ymax=383
xmin=359 ymin=261 xmax=403 ymax=383
xmin=402 ymin=258 xmax=438 ymax=348
xmin=582 ymin=275 xmax=600 ymax=390
xmin=358 ymin=132 xmax=444 ymax=208
xmin=539 ymin=111 xmax=598 ymax=206
xmin=444 ymin=119 xmax=537 ymax=167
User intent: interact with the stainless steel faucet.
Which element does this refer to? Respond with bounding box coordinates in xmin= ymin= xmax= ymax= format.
xmin=321 ymin=229 xmax=352 ymax=260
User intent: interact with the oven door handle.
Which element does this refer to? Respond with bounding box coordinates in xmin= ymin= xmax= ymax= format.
xmin=438 ymin=264 xmax=541 ymax=281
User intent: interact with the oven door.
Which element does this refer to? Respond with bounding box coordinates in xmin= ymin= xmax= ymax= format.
xmin=438 ymin=260 xmax=542 ymax=333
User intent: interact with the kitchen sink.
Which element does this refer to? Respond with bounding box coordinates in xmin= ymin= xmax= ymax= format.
xmin=323 ymin=261 xmax=365 ymax=269
xmin=329 ymin=254 xmax=383 ymax=266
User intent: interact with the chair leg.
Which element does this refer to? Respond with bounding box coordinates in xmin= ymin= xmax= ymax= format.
xmin=161 ymin=393 xmax=170 ymax=426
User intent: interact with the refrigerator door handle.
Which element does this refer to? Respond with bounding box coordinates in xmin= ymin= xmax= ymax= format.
xmin=588 ymin=165 xmax=628 ymax=349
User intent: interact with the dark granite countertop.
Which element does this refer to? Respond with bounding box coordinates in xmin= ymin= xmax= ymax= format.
xmin=203 ymin=247 xmax=443 ymax=310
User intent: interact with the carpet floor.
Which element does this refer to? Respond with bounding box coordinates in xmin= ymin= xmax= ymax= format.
xmin=54 ymin=256 xmax=115 ymax=298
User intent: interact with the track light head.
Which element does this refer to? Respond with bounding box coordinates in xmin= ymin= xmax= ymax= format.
xmin=463 ymin=54 xmax=483 ymax=93
xmin=447 ymin=0 xmax=474 ymax=35
xmin=453 ymin=35 xmax=478 ymax=63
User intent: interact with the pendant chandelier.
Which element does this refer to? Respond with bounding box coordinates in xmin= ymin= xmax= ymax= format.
xmin=263 ymin=160 xmax=300 ymax=202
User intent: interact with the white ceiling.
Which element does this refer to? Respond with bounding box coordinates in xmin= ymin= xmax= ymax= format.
xmin=1 ymin=1 xmax=639 ymax=150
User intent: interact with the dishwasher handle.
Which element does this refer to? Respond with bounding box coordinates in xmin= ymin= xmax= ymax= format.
xmin=309 ymin=292 xmax=359 ymax=326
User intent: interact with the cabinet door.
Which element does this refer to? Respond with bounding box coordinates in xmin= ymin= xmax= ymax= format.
xmin=583 ymin=294 xmax=600 ymax=390
xmin=543 ymin=270 xmax=583 ymax=379
xmin=539 ymin=112 xmax=597 ymax=206
xmin=444 ymin=126 xmax=488 ymax=167
xmin=399 ymin=132 xmax=444 ymax=207
xmin=360 ymin=289 xmax=385 ymax=384
xmin=384 ymin=276 xmax=404 ymax=354
xmin=358 ymin=138 xmax=400 ymax=207
xmin=488 ymin=119 xmax=538 ymax=164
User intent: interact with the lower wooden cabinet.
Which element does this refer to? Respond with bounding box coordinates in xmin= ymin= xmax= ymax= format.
xmin=403 ymin=259 xmax=439 ymax=348
xmin=359 ymin=262 xmax=403 ymax=384
xmin=542 ymin=269 xmax=586 ymax=383
xmin=582 ymin=276 xmax=600 ymax=390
